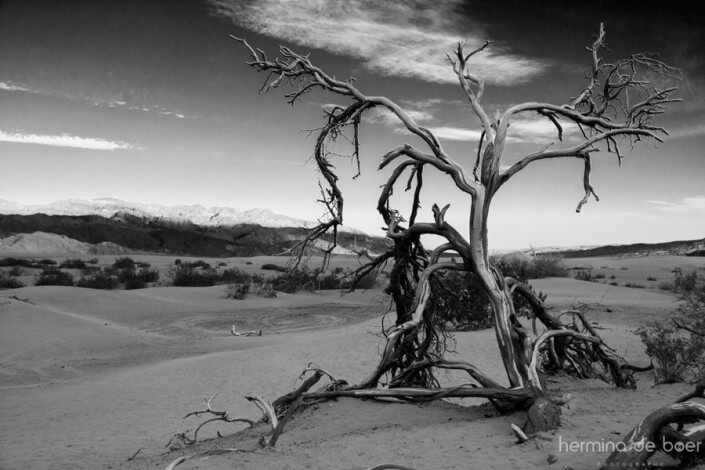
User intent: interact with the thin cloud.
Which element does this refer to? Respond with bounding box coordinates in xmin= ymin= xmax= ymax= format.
xmin=0 ymin=130 xmax=132 ymax=150
xmin=648 ymin=196 xmax=705 ymax=213
xmin=96 ymin=100 xmax=186 ymax=119
xmin=0 ymin=81 xmax=34 ymax=93
xmin=365 ymin=107 xmax=434 ymax=126
xmin=210 ymin=0 xmax=549 ymax=85
xmin=425 ymin=115 xmax=579 ymax=143
xmin=425 ymin=127 xmax=483 ymax=141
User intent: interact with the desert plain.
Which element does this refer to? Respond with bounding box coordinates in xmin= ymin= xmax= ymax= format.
xmin=1 ymin=252 xmax=704 ymax=470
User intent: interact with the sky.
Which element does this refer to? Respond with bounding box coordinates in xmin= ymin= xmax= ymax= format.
xmin=1 ymin=0 xmax=704 ymax=250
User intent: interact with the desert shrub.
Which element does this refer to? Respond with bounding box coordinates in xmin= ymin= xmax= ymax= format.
xmin=637 ymin=324 xmax=704 ymax=383
xmin=493 ymin=254 xmax=567 ymax=280
xmin=353 ymin=272 xmax=377 ymax=290
xmin=245 ymin=261 xmax=253 ymax=265
xmin=429 ymin=271 xmax=493 ymax=330
xmin=573 ymin=269 xmax=595 ymax=282
xmin=112 ymin=257 xmax=136 ymax=270
xmin=0 ymin=257 xmax=32 ymax=268
xmin=610 ymin=275 xmax=616 ymax=279
xmin=637 ymin=270 xmax=705 ymax=383
xmin=124 ymin=277 xmax=147 ymax=290
xmin=262 ymin=263 xmax=287 ymax=272
xmin=117 ymin=267 xmax=159 ymax=287
xmin=226 ymin=283 xmax=250 ymax=299
xmin=675 ymin=269 xmax=698 ymax=293
xmin=269 ymin=267 xmax=320 ymax=293
xmin=117 ymin=266 xmax=136 ymax=283
xmin=623 ymin=282 xmax=645 ymax=288
xmin=252 ymin=282 xmax=277 ymax=298
xmin=82 ymin=265 xmax=102 ymax=275
xmin=658 ymin=281 xmax=675 ymax=291
xmin=38 ymin=258 xmax=57 ymax=266
xmin=318 ymin=273 xmax=341 ymax=290
xmin=647 ymin=276 xmax=657 ymax=282
xmin=8 ymin=266 xmax=24 ymax=277
xmin=35 ymin=268 xmax=75 ymax=286
xmin=620 ymin=267 xmax=629 ymax=270
xmin=137 ymin=268 xmax=159 ymax=283
xmin=0 ymin=273 xmax=25 ymax=289
xmin=77 ymin=272 xmax=119 ymax=290
xmin=217 ymin=261 xmax=228 ymax=267
xmin=594 ymin=273 xmax=606 ymax=279
xmin=60 ymin=258 xmax=87 ymax=269
xmin=183 ymin=260 xmax=211 ymax=269
xmin=609 ymin=281 xmax=619 ymax=286
xmin=529 ymin=254 xmax=568 ymax=278
xmin=169 ymin=264 xmax=219 ymax=287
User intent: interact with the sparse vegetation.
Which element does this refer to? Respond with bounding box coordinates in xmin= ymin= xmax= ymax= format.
xmin=261 ymin=263 xmax=287 ymax=272
xmin=493 ymin=253 xmax=567 ymax=280
xmin=0 ymin=273 xmax=25 ymax=289
xmin=35 ymin=268 xmax=75 ymax=286
xmin=623 ymin=282 xmax=645 ymax=288
xmin=77 ymin=272 xmax=119 ymax=290
xmin=226 ymin=283 xmax=250 ymax=299
xmin=8 ymin=266 xmax=24 ymax=277
xmin=169 ymin=264 xmax=219 ymax=287
xmin=637 ymin=270 xmax=705 ymax=384
xmin=573 ymin=269 xmax=595 ymax=282
xmin=658 ymin=281 xmax=675 ymax=291
xmin=59 ymin=258 xmax=87 ymax=269
xmin=0 ymin=257 xmax=33 ymax=268
xmin=112 ymin=257 xmax=136 ymax=270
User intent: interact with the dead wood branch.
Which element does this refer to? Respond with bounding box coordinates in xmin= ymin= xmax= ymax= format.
xmin=230 ymin=326 xmax=263 ymax=336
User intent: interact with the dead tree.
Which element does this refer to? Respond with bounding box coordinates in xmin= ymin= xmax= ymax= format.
xmin=232 ymin=24 xmax=681 ymax=432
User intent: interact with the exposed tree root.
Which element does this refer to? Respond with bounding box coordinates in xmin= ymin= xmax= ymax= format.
xmin=602 ymin=378 xmax=705 ymax=468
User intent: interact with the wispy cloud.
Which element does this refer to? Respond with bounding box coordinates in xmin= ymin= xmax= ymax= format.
xmin=506 ymin=116 xmax=580 ymax=143
xmin=648 ymin=196 xmax=705 ymax=213
xmin=97 ymin=100 xmax=186 ymax=119
xmin=424 ymin=127 xmax=484 ymax=141
xmin=365 ymin=107 xmax=434 ymax=126
xmin=1 ymin=79 xmax=185 ymax=119
xmin=0 ymin=130 xmax=132 ymax=150
xmin=210 ymin=0 xmax=549 ymax=85
xmin=424 ymin=115 xmax=580 ymax=143
xmin=0 ymin=81 xmax=34 ymax=93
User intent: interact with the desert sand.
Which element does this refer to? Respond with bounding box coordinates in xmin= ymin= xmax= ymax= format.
xmin=1 ymin=255 xmax=704 ymax=470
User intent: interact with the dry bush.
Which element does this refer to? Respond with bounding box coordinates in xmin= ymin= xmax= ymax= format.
xmin=35 ymin=268 xmax=75 ymax=286
xmin=637 ymin=270 xmax=705 ymax=383
xmin=0 ymin=273 xmax=25 ymax=289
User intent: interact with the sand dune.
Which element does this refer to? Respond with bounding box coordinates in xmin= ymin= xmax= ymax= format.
xmin=0 ymin=261 xmax=702 ymax=470
xmin=0 ymin=231 xmax=127 ymax=255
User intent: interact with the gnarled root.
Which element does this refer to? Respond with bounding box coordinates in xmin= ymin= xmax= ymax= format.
xmin=601 ymin=400 xmax=705 ymax=469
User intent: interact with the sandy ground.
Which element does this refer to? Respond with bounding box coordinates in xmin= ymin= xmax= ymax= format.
xmin=1 ymin=255 xmax=704 ymax=470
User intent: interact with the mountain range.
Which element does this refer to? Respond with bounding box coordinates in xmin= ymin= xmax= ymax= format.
xmin=0 ymin=198 xmax=363 ymax=232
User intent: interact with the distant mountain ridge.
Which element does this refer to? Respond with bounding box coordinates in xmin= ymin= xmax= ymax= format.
xmin=540 ymin=238 xmax=705 ymax=258
xmin=0 ymin=198 xmax=363 ymax=233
